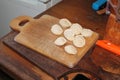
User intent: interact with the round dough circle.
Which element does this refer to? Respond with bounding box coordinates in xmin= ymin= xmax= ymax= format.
xmin=73 ymin=35 xmax=85 ymax=47
xmin=51 ymin=24 xmax=63 ymax=35
xmin=64 ymin=29 xmax=75 ymax=41
xmin=70 ymin=23 xmax=83 ymax=35
xmin=81 ymin=28 xmax=93 ymax=37
xmin=59 ymin=18 xmax=72 ymax=28
xmin=64 ymin=45 xmax=77 ymax=54
xmin=54 ymin=37 xmax=67 ymax=46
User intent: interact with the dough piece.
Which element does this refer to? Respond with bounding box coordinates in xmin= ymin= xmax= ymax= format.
xmin=73 ymin=35 xmax=85 ymax=47
xmin=81 ymin=28 xmax=93 ymax=37
xmin=59 ymin=18 xmax=72 ymax=28
xmin=70 ymin=23 xmax=83 ymax=35
xmin=64 ymin=45 xmax=77 ymax=54
xmin=64 ymin=29 xmax=75 ymax=41
xmin=51 ymin=24 xmax=63 ymax=35
xmin=54 ymin=37 xmax=67 ymax=46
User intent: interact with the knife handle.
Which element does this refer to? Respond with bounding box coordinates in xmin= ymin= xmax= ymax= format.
xmin=96 ymin=40 xmax=120 ymax=55
xmin=92 ymin=0 xmax=107 ymax=11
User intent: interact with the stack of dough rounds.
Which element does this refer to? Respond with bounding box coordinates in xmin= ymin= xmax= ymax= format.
xmin=50 ymin=18 xmax=94 ymax=55
xmin=64 ymin=29 xmax=75 ymax=41
xmin=70 ymin=23 xmax=83 ymax=35
xmin=51 ymin=24 xmax=63 ymax=35
xmin=73 ymin=35 xmax=85 ymax=47
xmin=54 ymin=37 xmax=67 ymax=46
xmin=64 ymin=45 xmax=77 ymax=54
xmin=59 ymin=18 xmax=72 ymax=28
xmin=81 ymin=28 xmax=93 ymax=37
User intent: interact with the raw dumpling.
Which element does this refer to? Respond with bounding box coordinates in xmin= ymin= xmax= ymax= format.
xmin=64 ymin=45 xmax=77 ymax=54
xmin=51 ymin=24 xmax=63 ymax=35
xmin=73 ymin=35 xmax=85 ymax=47
xmin=70 ymin=23 xmax=83 ymax=35
xmin=54 ymin=37 xmax=67 ymax=46
xmin=81 ymin=29 xmax=93 ymax=37
xmin=59 ymin=18 xmax=72 ymax=28
xmin=64 ymin=29 xmax=75 ymax=41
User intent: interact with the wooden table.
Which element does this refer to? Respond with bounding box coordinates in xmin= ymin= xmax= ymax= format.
xmin=0 ymin=0 xmax=120 ymax=80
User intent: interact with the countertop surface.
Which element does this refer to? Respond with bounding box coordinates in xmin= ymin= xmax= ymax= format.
xmin=0 ymin=0 xmax=120 ymax=80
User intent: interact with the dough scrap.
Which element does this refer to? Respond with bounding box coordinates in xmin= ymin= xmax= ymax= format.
xmin=64 ymin=29 xmax=75 ymax=41
xmin=59 ymin=18 xmax=72 ymax=28
xmin=81 ymin=28 xmax=93 ymax=37
xmin=51 ymin=24 xmax=63 ymax=35
xmin=64 ymin=45 xmax=77 ymax=54
xmin=73 ymin=35 xmax=85 ymax=47
xmin=54 ymin=37 xmax=67 ymax=46
xmin=70 ymin=23 xmax=83 ymax=35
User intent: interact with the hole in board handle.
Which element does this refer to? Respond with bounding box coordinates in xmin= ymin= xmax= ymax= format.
xmin=72 ymin=74 xmax=90 ymax=80
xmin=19 ymin=19 xmax=29 ymax=26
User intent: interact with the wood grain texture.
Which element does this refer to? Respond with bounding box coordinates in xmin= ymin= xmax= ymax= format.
xmin=1 ymin=0 xmax=120 ymax=80
xmin=3 ymin=31 xmax=120 ymax=80
xmin=0 ymin=32 xmax=53 ymax=80
xmin=10 ymin=15 xmax=99 ymax=68
xmin=104 ymin=14 xmax=120 ymax=46
xmin=91 ymin=46 xmax=120 ymax=75
xmin=3 ymin=31 xmax=101 ymax=80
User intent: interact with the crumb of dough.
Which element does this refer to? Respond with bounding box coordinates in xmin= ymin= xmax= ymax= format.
xmin=73 ymin=35 xmax=85 ymax=47
xmin=51 ymin=24 xmax=63 ymax=35
xmin=70 ymin=23 xmax=83 ymax=35
xmin=64 ymin=29 xmax=75 ymax=41
xmin=54 ymin=37 xmax=67 ymax=46
xmin=81 ymin=28 xmax=93 ymax=37
xmin=59 ymin=18 xmax=72 ymax=28
xmin=64 ymin=45 xmax=77 ymax=54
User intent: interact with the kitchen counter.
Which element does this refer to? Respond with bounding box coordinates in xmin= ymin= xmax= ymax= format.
xmin=0 ymin=0 xmax=120 ymax=80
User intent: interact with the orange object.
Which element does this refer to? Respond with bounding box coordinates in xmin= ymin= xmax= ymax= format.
xmin=96 ymin=40 xmax=120 ymax=55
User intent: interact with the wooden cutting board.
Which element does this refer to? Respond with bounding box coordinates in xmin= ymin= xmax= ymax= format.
xmin=10 ymin=14 xmax=99 ymax=68
xmin=3 ymin=31 xmax=100 ymax=79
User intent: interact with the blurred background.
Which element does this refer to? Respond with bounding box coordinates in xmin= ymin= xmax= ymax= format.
xmin=0 ymin=0 xmax=62 ymax=38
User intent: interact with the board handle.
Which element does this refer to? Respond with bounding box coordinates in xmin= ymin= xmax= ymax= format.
xmin=10 ymin=16 xmax=33 ymax=32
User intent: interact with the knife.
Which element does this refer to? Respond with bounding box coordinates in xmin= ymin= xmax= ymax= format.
xmin=96 ymin=40 xmax=120 ymax=55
